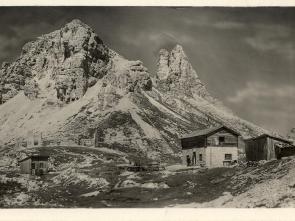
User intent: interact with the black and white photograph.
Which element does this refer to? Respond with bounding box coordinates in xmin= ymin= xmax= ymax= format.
xmin=1 ymin=4 xmax=295 ymax=211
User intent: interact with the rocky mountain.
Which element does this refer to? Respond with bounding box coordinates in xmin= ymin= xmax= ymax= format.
xmin=0 ymin=19 xmax=267 ymax=162
xmin=156 ymin=45 xmax=216 ymax=104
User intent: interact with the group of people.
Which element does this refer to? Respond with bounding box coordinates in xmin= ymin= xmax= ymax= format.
xmin=186 ymin=154 xmax=197 ymax=166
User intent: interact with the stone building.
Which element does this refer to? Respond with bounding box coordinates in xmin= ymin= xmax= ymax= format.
xmin=19 ymin=154 xmax=49 ymax=175
xmin=180 ymin=126 xmax=240 ymax=168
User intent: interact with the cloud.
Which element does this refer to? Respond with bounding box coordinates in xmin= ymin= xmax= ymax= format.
xmin=179 ymin=16 xmax=247 ymax=30
xmin=120 ymin=30 xmax=195 ymax=57
xmin=244 ymin=24 xmax=294 ymax=60
xmin=212 ymin=21 xmax=246 ymax=29
xmin=228 ymin=81 xmax=295 ymax=105
xmin=227 ymin=81 xmax=295 ymax=134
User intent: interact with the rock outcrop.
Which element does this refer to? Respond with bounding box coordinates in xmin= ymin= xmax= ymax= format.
xmin=0 ymin=19 xmax=110 ymax=103
xmin=0 ymin=19 xmax=153 ymax=105
xmin=156 ymin=45 xmax=213 ymax=102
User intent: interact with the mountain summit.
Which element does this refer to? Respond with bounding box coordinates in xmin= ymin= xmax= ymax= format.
xmin=157 ymin=44 xmax=217 ymax=104
xmin=0 ymin=19 xmax=267 ymax=162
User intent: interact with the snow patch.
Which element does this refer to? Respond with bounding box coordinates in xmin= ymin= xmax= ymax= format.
xmin=52 ymin=168 xmax=109 ymax=188
xmin=80 ymin=190 xmax=101 ymax=197
xmin=141 ymin=182 xmax=169 ymax=189
xmin=116 ymin=179 xmax=169 ymax=189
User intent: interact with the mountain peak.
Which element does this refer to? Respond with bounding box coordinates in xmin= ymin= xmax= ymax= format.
xmin=171 ymin=44 xmax=186 ymax=55
xmin=67 ymin=19 xmax=86 ymax=25
xmin=63 ymin=19 xmax=92 ymax=31
xmin=157 ymin=44 xmax=189 ymax=80
xmin=157 ymin=44 xmax=188 ymax=81
xmin=156 ymin=44 xmax=215 ymax=102
xmin=1 ymin=19 xmax=110 ymax=104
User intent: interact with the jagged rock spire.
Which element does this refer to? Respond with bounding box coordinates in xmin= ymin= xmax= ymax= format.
xmin=156 ymin=44 xmax=212 ymax=101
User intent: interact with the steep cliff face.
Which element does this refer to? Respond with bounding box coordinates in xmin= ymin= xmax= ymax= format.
xmin=156 ymin=45 xmax=214 ymax=103
xmin=0 ymin=19 xmax=267 ymax=162
xmin=0 ymin=19 xmax=111 ymax=104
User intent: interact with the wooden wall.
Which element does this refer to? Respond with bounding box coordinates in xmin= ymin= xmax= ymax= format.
xmin=245 ymin=136 xmax=286 ymax=161
xmin=20 ymin=158 xmax=32 ymax=174
xmin=245 ymin=137 xmax=267 ymax=161
xmin=280 ymin=146 xmax=295 ymax=158
xmin=181 ymin=136 xmax=206 ymax=149
xmin=207 ymin=129 xmax=238 ymax=147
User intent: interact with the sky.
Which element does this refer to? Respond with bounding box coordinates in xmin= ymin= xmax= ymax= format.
xmin=0 ymin=7 xmax=295 ymax=135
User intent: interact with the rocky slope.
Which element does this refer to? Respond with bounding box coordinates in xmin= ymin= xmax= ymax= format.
xmin=0 ymin=19 xmax=268 ymax=162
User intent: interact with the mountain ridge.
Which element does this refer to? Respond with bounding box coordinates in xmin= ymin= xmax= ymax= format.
xmin=0 ymin=19 xmax=268 ymax=161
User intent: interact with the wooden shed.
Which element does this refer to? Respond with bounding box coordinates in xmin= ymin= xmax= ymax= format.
xmin=245 ymin=134 xmax=294 ymax=161
xmin=19 ymin=154 xmax=49 ymax=175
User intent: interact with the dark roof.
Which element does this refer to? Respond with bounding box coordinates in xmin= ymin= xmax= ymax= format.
xmin=245 ymin=134 xmax=293 ymax=144
xmin=19 ymin=154 xmax=49 ymax=163
xmin=180 ymin=126 xmax=240 ymax=139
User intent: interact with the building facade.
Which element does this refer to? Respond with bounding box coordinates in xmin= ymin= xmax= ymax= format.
xmin=180 ymin=126 xmax=240 ymax=168
xmin=80 ymin=138 xmax=94 ymax=146
xmin=19 ymin=155 xmax=49 ymax=175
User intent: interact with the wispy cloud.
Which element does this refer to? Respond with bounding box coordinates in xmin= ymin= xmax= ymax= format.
xmin=244 ymin=24 xmax=294 ymax=60
xmin=180 ymin=16 xmax=247 ymax=30
xmin=228 ymin=81 xmax=295 ymax=105
xmin=120 ymin=31 xmax=195 ymax=52
xmin=212 ymin=21 xmax=246 ymax=29
xmin=227 ymin=81 xmax=295 ymax=134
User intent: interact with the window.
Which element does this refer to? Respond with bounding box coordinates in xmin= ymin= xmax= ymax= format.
xmin=199 ymin=154 xmax=203 ymax=161
xmin=31 ymin=163 xmax=35 ymax=169
xmin=34 ymin=139 xmax=38 ymax=146
xmin=219 ymin=136 xmax=225 ymax=143
xmin=225 ymin=154 xmax=232 ymax=160
xmin=40 ymin=162 xmax=44 ymax=168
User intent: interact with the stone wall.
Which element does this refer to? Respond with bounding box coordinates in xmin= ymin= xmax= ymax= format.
xmin=182 ymin=146 xmax=238 ymax=168
xmin=206 ymin=146 xmax=238 ymax=168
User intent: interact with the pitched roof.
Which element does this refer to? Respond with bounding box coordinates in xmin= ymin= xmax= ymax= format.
xmin=180 ymin=126 xmax=240 ymax=139
xmin=245 ymin=133 xmax=293 ymax=144
xmin=18 ymin=154 xmax=49 ymax=163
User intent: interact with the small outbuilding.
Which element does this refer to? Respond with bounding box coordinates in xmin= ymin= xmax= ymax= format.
xmin=180 ymin=126 xmax=240 ymax=168
xmin=19 ymin=154 xmax=49 ymax=175
xmin=80 ymin=138 xmax=94 ymax=147
xmin=245 ymin=134 xmax=294 ymax=161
